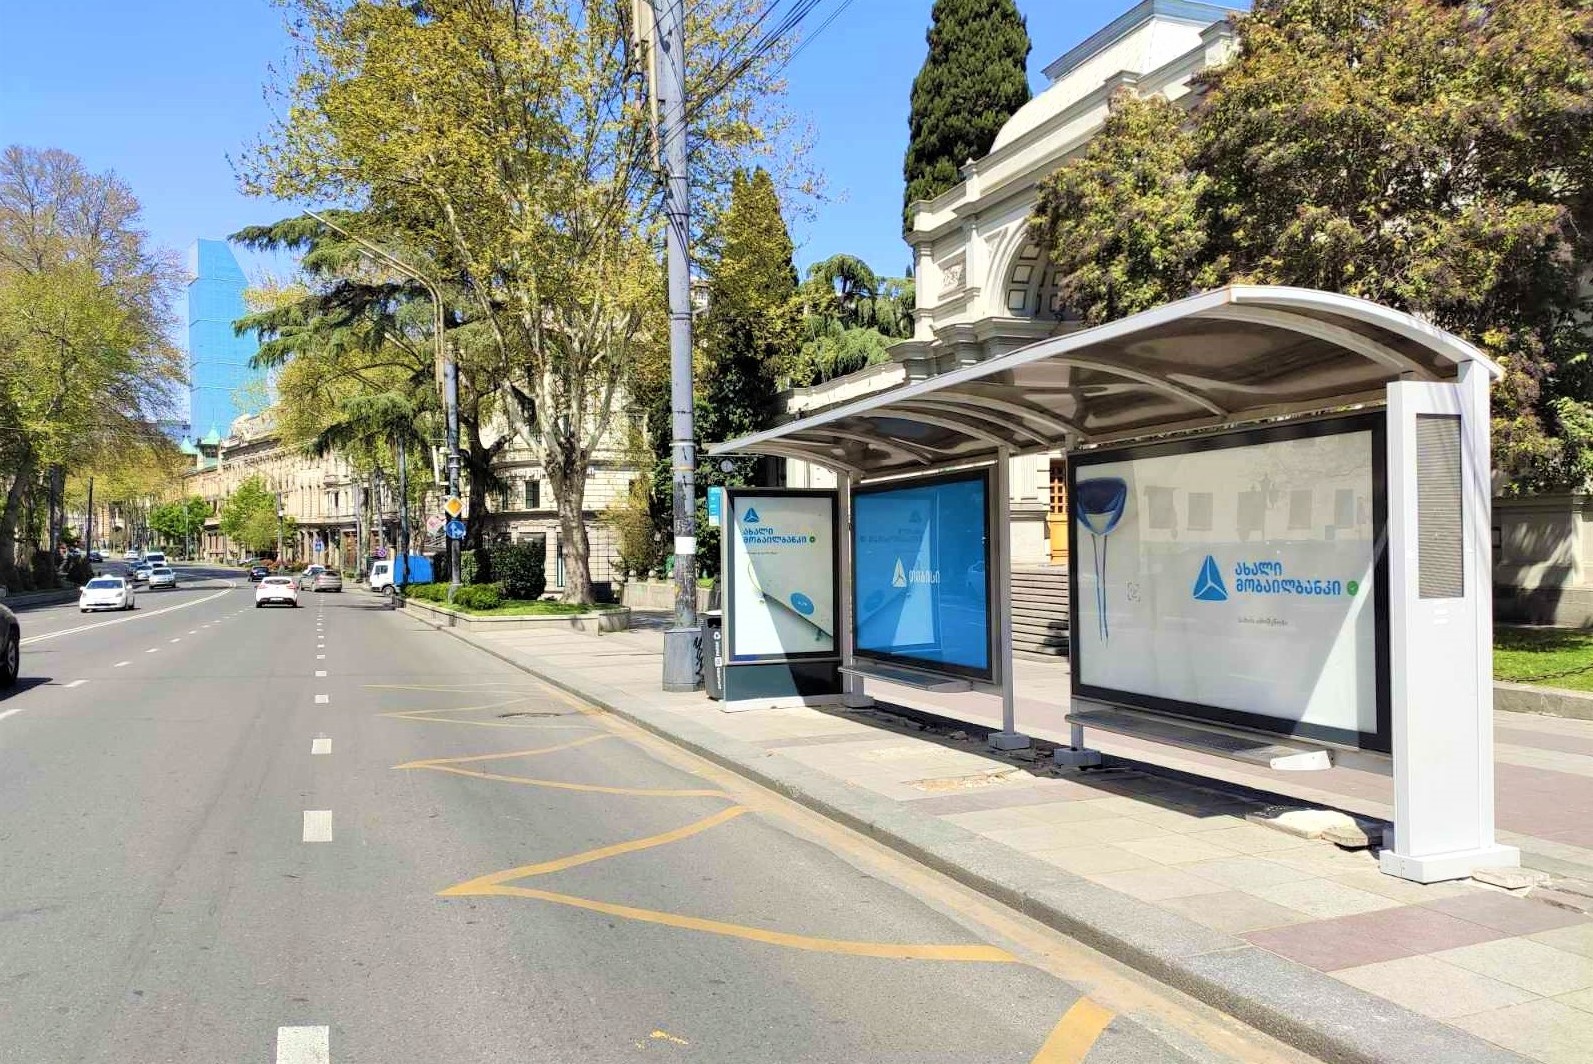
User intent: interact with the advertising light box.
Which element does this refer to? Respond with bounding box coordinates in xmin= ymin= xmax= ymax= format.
xmin=727 ymin=491 xmax=838 ymax=661
xmin=1071 ymin=416 xmax=1389 ymax=750
xmin=853 ymin=471 xmax=992 ymax=679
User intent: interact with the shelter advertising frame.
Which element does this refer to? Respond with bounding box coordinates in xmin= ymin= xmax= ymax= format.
xmin=850 ymin=466 xmax=998 ymax=685
xmin=720 ymin=487 xmax=843 ymax=708
xmin=1068 ymin=413 xmax=1392 ymax=753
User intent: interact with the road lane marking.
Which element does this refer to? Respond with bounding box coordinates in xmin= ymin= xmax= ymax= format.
xmin=315 ymin=670 xmax=327 ymax=677
xmin=316 ymin=654 xmax=325 ymax=660
xmin=19 ymin=587 xmax=232 ymax=645
xmin=401 ymin=760 xmax=723 ymax=797
xmin=302 ymin=811 xmax=333 ymax=842
xmin=65 ymin=679 xmax=88 ymax=688
xmin=114 ymin=661 xmax=130 ymax=668
xmin=0 ymin=705 xmax=31 ymax=723
xmin=397 ymin=735 xmax=615 ymax=770
xmin=314 ymin=694 xmax=329 ymax=704
xmin=169 ymin=638 xmax=181 ymax=643
xmin=1031 ymin=998 xmax=1114 ymax=1063
xmin=275 ymin=1024 xmax=329 ymax=1064
xmin=312 ymin=736 xmax=331 ymax=755
xmin=188 ymin=630 xmax=197 ymax=634
xmin=145 ymin=648 xmax=159 ymax=654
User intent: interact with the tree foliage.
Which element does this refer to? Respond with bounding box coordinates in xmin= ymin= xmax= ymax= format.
xmin=903 ymin=0 xmax=1032 ymax=220
xmin=1030 ymin=0 xmax=1593 ymax=490
xmin=219 ymin=475 xmax=282 ymax=554
xmin=243 ymin=0 xmax=799 ymax=604
xmin=786 ymin=254 xmax=914 ymax=387
xmin=148 ymin=497 xmax=210 ymax=546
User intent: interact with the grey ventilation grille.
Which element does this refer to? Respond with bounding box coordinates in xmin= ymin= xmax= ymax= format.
xmin=1416 ymin=414 xmax=1464 ymax=599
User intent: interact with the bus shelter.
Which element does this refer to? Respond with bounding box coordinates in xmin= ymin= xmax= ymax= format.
xmin=708 ymin=285 xmax=1518 ymax=884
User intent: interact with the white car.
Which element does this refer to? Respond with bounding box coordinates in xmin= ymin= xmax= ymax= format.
xmin=144 ymin=551 xmax=167 ymax=568
xmin=122 ymin=549 xmax=140 ymax=562
xmin=80 ymin=576 xmax=134 ymax=612
xmin=255 ymin=575 xmax=299 ymax=608
xmin=147 ymin=566 xmax=177 ymax=590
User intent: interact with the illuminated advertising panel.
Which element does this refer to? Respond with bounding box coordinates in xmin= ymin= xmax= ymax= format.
xmin=853 ymin=470 xmax=992 ymax=680
xmin=726 ymin=491 xmax=838 ymax=661
xmin=1071 ymin=416 xmax=1389 ymax=750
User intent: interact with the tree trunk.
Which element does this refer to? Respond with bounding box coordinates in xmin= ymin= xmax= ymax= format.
xmin=548 ymin=454 xmax=593 ymax=605
xmin=0 ymin=449 xmax=36 ymax=587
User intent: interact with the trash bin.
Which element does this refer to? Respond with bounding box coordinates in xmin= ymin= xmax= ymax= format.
xmin=703 ymin=609 xmax=724 ymax=700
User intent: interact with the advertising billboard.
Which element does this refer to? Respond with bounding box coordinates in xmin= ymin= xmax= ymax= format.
xmin=1071 ymin=415 xmax=1388 ymax=750
xmin=726 ymin=491 xmax=838 ymax=661
xmin=853 ymin=470 xmax=992 ymax=679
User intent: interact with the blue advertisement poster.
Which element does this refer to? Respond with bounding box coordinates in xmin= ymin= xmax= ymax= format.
xmin=853 ymin=471 xmax=991 ymax=678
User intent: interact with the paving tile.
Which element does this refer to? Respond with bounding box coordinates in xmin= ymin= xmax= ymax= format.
xmin=1028 ymin=844 xmax=1160 ymax=875
xmin=1329 ymin=869 xmax=1479 ymax=904
xmin=1179 ymin=856 xmax=1319 ymax=890
xmin=1244 ymin=879 xmax=1404 ymax=921
xmin=1016 ymin=799 xmax=1131 ymax=826
xmin=1195 ymin=823 xmax=1321 ymax=854
xmin=1262 ymin=846 xmax=1382 ymax=878
xmin=1156 ymin=890 xmax=1311 ymax=933
xmin=1332 ymin=955 xmax=1537 ymax=1020
xmin=1036 ymin=816 xmax=1173 ymax=845
xmin=1087 ymin=867 xmax=1230 ymax=902
xmin=1245 ymin=904 xmax=1502 ymax=971
xmin=1425 ymin=892 xmax=1589 ymax=936
xmin=1113 ymin=833 xmax=1239 ymax=865
xmin=1532 ymin=923 xmax=1593 ymax=960
xmin=1436 ymin=938 xmax=1593 ymax=996
xmin=982 ymin=823 xmax=1083 ymax=851
xmin=941 ymin=808 xmax=1052 ymax=833
xmin=1555 ymin=987 xmax=1593 ymax=1014
xmin=1452 ymin=998 xmax=1593 ymax=1064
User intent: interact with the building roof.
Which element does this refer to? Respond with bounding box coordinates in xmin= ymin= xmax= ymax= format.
xmin=200 ymin=425 xmax=223 ymax=446
xmin=709 ymin=287 xmax=1500 ymax=478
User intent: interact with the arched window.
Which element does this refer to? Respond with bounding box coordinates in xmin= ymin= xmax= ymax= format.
xmin=1002 ymin=243 xmax=1073 ymax=322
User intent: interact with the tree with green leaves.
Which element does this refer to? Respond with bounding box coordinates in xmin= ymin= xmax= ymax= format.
xmin=786 ymin=254 xmax=915 ymax=387
xmin=243 ymin=0 xmax=800 ymax=604
xmin=1029 ymin=91 xmax=1220 ymax=325
xmin=148 ymin=497 xmax=210 ymax=554
xmin=219 ymin=475 xmax=282 ymax=556
xmin=903 ymin=0 xmax=1032 ymax=221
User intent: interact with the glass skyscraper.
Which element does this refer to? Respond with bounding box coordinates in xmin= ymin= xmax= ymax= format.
xmin=185 ymin=239 xmax=263 ymax=438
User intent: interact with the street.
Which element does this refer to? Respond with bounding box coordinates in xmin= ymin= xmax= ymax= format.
xmin=0 ymin=568 xmax=1306 ymax=1064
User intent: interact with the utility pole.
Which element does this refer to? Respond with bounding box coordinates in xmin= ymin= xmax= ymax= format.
xmin=397 ymin=434 xmax=410 ymax=591
xmin=650 ymin=0 xmax=701 ymax=691
xmin=85 ymin=476 xmax=94 ymax=563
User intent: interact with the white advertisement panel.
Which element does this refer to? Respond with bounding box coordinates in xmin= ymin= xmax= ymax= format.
xmin=1072 ymin=419 xmax=1384 ymax=747
xmin=728 ymin=492 xmax=837 ymax=660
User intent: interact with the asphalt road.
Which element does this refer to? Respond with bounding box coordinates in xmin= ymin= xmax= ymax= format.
xmin=0 ymin=567 xmax=1308 ymax=1063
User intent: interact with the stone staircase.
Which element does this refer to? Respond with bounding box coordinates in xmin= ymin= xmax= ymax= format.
xmin=1011 ymin=564 xmax=1069 ymax=658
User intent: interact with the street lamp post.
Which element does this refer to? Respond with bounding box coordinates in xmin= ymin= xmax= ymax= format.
xmin=303 ymin=209 xmax=460 ymax=598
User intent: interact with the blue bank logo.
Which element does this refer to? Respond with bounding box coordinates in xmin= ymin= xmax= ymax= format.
xmin=1193 ymin=555 xmax=1229 ymax=602
xmin=743 ymin=507 xmax=760 ymax=524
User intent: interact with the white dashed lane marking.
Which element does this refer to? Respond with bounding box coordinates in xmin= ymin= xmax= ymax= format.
xmin=314 ymin=695 xmax=329 ymax=705
xmin=65 ymin=679 xmax=88 ymax=689
xmin=145 ymin=648 xmax=159 ymax=654
xmin=302 ymin=811 xmax=333 ymax=842
xmin=114 ymin=661 xmax=130 ymax=668
xmin=311 ymin=736 xmax=331 ymax=755
xmin=315 ymin=670 xmax=327 ymax=677
xmin=275 ymin=1024 xmax=330 ymax=1063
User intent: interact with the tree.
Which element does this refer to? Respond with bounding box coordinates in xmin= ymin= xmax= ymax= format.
xmin=0 ymin=146 xmax=183 ymax=585
xmin=148 ymin=497 xmax=210 ymax=552
xmin=243 ymin=0 xmax=800 ymax=604
xmin=219 ymin=475 xmax=281 ymax=555
xmin=1029 ymin=91 xmax=1221 ymax=325
xmin=903 ymin=0 xmax=1032 ymax=221
xmin=785 ymin=254 xmax=915 ymax=387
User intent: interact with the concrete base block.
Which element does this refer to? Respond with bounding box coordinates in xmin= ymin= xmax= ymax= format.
xmin=1052 ymin=746 xmax=1104 ymax=768
xmin=988 ymin=730 xmax=1031 ymax=751
xmin=1380 ymin=843 xmax=1521 ymax=884
xmin=841 ymin=692 xmax=875 ymax=709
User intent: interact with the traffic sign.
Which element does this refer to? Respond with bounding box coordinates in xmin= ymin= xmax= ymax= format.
xmin=425 ymin=514 xmax=444 ymax=534
xmin=707 ymin=486 xmax=724 ymax=528
xmin=443 ymin=497 xmax=464 ymax=519
xmin=444 ymin=517 xmax=467 ymax=541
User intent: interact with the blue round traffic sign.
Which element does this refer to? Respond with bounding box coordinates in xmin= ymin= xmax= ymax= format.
xmin=445 ymin=517 xmax=467 ymax=540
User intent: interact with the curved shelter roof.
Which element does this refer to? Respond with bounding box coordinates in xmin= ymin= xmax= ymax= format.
xmin=709 ymin=286 xmax=1501 ymax=479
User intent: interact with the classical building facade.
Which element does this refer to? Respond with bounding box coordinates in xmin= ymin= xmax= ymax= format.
xmin=783 ymin=0 xmax=1240 ymax=566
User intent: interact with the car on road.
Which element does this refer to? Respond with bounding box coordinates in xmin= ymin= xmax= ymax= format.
xmin=0 ymin=601 xmax=17 ymax=688
xmin=130 ymin=563 xmax=153 ymax=584
xmin=143 ymin=551 xmax=167 ymax=568
xmin=87 ymin=550 xmax=102 ymax=563
xmin=147 ymin=566 xmax=176 ymax=590
xmin=79 ymin=576 xmax=134 ymax=612
xmin=255 ymin=575 xmax=299 ymax=608
xmin=248 ymin=565 xmax=270 ymax=583
xmin=311 ymin=570 xmax=343 ymax=593
xmin=297 ymin=564 xmax=326 ymax=589
xmin=122 ymin=549 xmax=140 ymax=562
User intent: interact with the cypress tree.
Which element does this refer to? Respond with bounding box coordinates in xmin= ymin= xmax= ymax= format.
xmin=903 ymin=0 xmax=1032 ymax=222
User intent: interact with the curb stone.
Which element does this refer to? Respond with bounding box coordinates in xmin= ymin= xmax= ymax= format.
xmin=425 ymin=620 xmax=1527 ymax=1064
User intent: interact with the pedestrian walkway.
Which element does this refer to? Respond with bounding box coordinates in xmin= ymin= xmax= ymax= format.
xmin=434 ymin=613 xmax=1593 ymax=1064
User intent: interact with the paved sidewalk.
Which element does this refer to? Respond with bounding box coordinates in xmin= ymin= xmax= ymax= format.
xmin=429 ymin=613 xmax=1593 ymax=1064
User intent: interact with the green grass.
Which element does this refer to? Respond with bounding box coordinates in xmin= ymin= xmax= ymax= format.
xmin=427 ymin=597 xmax=622 ymax=617
xmin=1495 ymin=627 xmax=1593 ymax=691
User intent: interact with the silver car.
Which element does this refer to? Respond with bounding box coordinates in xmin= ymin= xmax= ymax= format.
xmin=147 ymin=566 xmax=176 ymax=590
xmin=312 ymin=570 xmax=343 ymax=593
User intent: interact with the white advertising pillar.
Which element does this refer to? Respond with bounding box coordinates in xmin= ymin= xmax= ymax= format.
xmin=1381 ymin=367 xmax=1519 ymax=882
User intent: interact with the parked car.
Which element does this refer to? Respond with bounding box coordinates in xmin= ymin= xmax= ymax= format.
xmin=0 ymin=601 xmax=17 ymax=688
xmin=248 ymin=565 xmax=270 ymax=583
xmin=297 ymin=564 xmax=326 ymax=589
xmin=312 ymin=570 xmax=343 ymax=593
xmin=80 ymin=576 xmax=134 ymax=612
xmin=147 ymin=566 xmax=176 ymax=590
xmin=255 ymin=575 xmax=299 ymax=608
xmin=130 ymin=563 xmax=153 ymax=584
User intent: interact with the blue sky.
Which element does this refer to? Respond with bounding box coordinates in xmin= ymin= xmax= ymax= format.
xmin=0 ymin=0 xmax=1130 ymax=282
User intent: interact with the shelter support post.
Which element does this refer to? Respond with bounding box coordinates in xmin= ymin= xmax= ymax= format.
xmin=836 ymin=472 xmax=873 ymax=709
xmin=1380 ymin=366 xmax=1518 ymax=882
xmin=988 ymin=448 xmax=1031 ymax=752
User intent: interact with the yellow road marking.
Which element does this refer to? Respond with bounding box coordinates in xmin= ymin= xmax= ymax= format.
xmin=442 ymin=807 xmax=749 ymax=893
xmin=650 ymin=1030 xmax=689 ymax=1046
xmin=1031 ymin=998 xmax=1114 ymax=1063
xmin=462 ymin=883 xmax=1018 ymax=962
xmin=408 ymin=761 xmax=727 ymax=797
xmin=379 ymin=709 xmax=599 ymax=730
xmin=394 ymin=733 xmax=616 ymax=768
